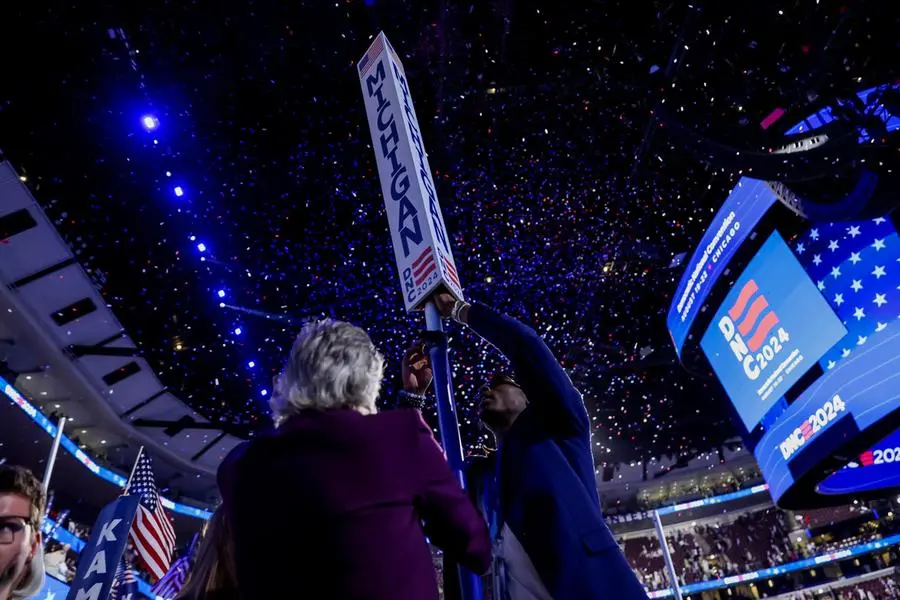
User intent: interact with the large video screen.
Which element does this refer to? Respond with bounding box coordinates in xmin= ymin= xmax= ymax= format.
xmin=668 ymin=178 xmax=779 ymax=356
xmin=701 ymin=232 xmax=847 ymax=432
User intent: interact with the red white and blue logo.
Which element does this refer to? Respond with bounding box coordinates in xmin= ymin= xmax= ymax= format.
xmin=701 ymin=232 xmax=846 ymax=432
xmin=725 ymin=279 xmax=781 ymax=355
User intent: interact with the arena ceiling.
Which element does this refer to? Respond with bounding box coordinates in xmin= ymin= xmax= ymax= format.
xmin=0 ymin=0 xmax=895 ymax=463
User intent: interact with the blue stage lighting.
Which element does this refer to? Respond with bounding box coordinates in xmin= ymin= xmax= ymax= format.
xmin=217 ymin=289 xmax=225 ymax=298
xmin=174 ymin=186 xmax=184 ymax=197
xmin=141 ymin=115 xmax=159 ymax=131
xmin=248 ymin=361 xmax=255 ymax=368
xmin=234 ymin=327 xmax=242 ymax=335
xmin=197 ymin=242 xmax=206 ymax=252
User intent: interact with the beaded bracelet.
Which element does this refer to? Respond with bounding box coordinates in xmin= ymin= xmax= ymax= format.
xmin=398 ymin=389 xmax=428 ymax=409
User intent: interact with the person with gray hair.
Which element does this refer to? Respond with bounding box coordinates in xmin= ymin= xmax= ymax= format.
xmin=269 ymin=319 xmax=386 ymax=425
xmin=218 ymin=319 xmax=491 ymax=600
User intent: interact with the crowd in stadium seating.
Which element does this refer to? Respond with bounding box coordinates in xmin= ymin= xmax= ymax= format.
xmin=39 ymin=486 xmax=898 ymax=597
xmin=620 ymin=506 xmax=900 ymax=592
xmin=40 ymin=504 xmax=94 ymax=583
xmin=42 ymin=540 xmax=75 ymax=582
xmin=602 ymin=466 xmax=765 ymax=515
xmin=33 ymin=478 xmax=900 ymax=599
xmin=646 ymin=467 xmax=762 ymax=504
xmin=833 ymin=573 xmax=900 ymax=600
xmin=622 ymin=508 xmax=793 ymax=590
xmin=781 ymin=571 xmax=900 ymax=599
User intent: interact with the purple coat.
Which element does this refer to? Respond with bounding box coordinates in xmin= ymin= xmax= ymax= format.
xmin=219 ymin=408 xmax=491 ymax=600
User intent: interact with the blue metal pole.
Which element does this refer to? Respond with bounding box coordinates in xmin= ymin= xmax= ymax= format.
xmin=424 ymin=301 xmax=482 ymax=600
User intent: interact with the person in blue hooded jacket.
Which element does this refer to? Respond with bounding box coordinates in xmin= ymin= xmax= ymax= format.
xmin=432 ymin=293 xmax=648 ymax=600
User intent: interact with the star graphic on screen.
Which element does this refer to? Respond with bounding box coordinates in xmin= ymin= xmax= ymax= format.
xmin=874 ymin=293 xmax=888 ymax=307
xmin=810 ymin=228 xmax=820 ymax=240
xmin=874 ymin=217 xmax=887 ymax=225
xmin=848 ymin=225 xmax=861 ymax=238
xmin=827 ymin=360 xmax=837 ymax=370
xmin=851 ymin=279 xmax=864 ymax=292
xmin=796 ymin=242 xmax=806 ymax=254
xmin=834 ymin=293 xmax=845 ymax=306
xmin=876 ymin=322 xmax=888 ymax=332
xmin=828 ymin=240 xmax=840 ymax=251
xmin=857 ymin=335 xmax=868 ymax=346
xmin=873 ymin=238 xmax=887 ymax=251
xmin=812 ymin=254 xmax=822 ymax=266
xmin=849 ymin=252 xmax=862 ymax=264
xmin=831 ymin=266 xmax=841 ymax=278
xmin=872 ymin=265 xmax=887 ymax=278
xmin=841 ymin=348 xmax=852 ymax=357
xmin=853 ymin=307 xmax=866 ymax=320
xmin=818 ymin=280 xmax=826 ymax=291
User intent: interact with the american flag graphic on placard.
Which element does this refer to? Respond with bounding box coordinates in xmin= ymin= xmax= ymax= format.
xmin=412 ymin=247 xmax=436 ymax=286
xmin=357 ymin=35 xmax=384 ymax=78
xmin=791 ymin=217 xmax=900 ymax=371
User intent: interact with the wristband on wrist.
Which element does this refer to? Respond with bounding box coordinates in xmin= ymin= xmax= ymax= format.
xmin=450 ymin=300 xmax=471 ymax=324
xmin=399 ymin=389 xmax=428 ymax=409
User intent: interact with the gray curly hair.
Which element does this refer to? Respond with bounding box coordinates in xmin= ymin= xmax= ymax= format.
xmin=270 ymin=319 xmax=385 ymax=425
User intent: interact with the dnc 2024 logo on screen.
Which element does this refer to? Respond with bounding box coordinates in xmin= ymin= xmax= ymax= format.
xmin=717 ymin=278 xmax=792 ymax=386
xmin=701 ymin=232 xmax=846 ymax=432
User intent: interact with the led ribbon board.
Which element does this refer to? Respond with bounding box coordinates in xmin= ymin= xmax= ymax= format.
xmin=754 ymin=315 xmax=900 ymax=506
xmin=668 ymin=178 xmax=779 ymax=356
xmin=818 ymin=429 xmax=900 ymax=496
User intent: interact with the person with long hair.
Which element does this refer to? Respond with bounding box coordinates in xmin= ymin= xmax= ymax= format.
xmin=175 ymin=507 xmax=237 ymax=600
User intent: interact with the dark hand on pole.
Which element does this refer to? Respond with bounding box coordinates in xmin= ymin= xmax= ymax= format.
xmin=432 ymin=292 xmax=456 ymax=318
xmin=433 ymin=291 xmax=470 ymax=324
xmin=402 ymin=341 xmax=433 ymax=395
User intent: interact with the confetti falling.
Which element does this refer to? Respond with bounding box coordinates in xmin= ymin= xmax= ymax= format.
xmin=0 ymin=1 xmax=894 ymax=466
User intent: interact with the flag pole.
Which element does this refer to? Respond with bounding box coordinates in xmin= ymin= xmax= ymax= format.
xmin=41 ymin=416 xmax=67 ymax=495
xmin=187 ymin=532 xmax=199 ymax=556
xmin=125 ymin=446 xmax=145 ymax=491
xmin=424 ymin=302 xmax=466 ymax=484
xmin=424 ymin=301 xmax=481 ymax=600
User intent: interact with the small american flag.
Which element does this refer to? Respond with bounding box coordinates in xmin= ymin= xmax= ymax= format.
xmin=151 ymin=553 xmax=191 ymax=598
xmin=358 ymin=34 xmax=384 ymax=78
xmin=124 ymin=451 xmax=176 ymax=580
xmin=109 ymin=556 xmax=138 ymax=600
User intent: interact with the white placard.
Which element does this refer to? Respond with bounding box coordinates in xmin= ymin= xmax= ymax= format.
xmin=358 ymin=32 xmax=464 ymax=311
